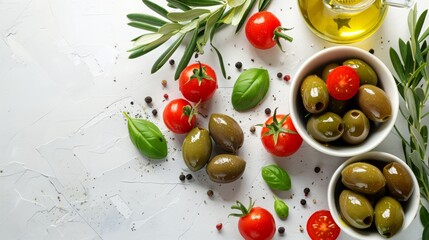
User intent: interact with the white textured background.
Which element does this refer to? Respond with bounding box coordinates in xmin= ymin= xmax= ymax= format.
xmin=0 ymin=0 xmax=426 ymax=239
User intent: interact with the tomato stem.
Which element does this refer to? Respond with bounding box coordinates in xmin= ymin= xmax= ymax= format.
xmin=229 ymin=197 xmax=255 ymax=218
xmin=189 ymin=61 xmax=213 ymax=86
xmin=260 ymin=108 xmax=297 ymax=145
xmin=273 ymin=27 xmax=293 ymax=52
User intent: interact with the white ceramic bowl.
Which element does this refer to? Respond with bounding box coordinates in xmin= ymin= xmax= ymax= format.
xmin=289 ymin=46 xmax=399 ymax=157
xmin=327 ymin=151 xmax=420 ymax=239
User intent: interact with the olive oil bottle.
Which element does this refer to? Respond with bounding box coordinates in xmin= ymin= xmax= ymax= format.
xmin=298 ymin=0 xmax=413 ymax=43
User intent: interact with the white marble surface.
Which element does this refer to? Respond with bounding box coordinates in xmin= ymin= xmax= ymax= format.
xmin=0 ymin=0 xmax=426 ymax=239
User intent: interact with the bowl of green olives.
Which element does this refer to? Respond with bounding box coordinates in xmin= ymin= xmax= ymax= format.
xmin=289 ymin=46 xmax=399 ymax=157
xmin=328 ymin=151 xmax=420 ymax=239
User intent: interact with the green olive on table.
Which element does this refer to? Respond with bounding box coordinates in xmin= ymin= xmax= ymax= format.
xmin=374 ymin=196 xmax=404 ymax=238
xmin=343 ymin=59 xmax=378 ymax=86
xmin=339 ymin=189 xmax=374 ymax=229
xmin=206 ymin=154 xmax=246 ymax=183
xmin=383 ymin=162 xmax=414 ymax=201
xmin=341 ymin=162 xmax=386 ymax=194
xmin=300 ymin=75 xmax=329 ymax=114
xmin=306 ymin=112 xmax=344 ymax=142
xmin=357 ymin=84 xmax=392 ymax=123
xmin=342 ymin=109 xmax=370 ymax=145
xmin=182 ymin=127 xmax=212 ymax=172
xmin=209 ymin=113 xmax=244 ymax=153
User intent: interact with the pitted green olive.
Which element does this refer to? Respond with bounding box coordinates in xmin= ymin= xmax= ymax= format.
xmin=383 ymin=162 xmax=414 ymax=201
xmin=206 ymin=154 xmax=246 ymax=183
xmin=300 ymin=75 xmax=329 ymax=114
xmin=341 ymin=162 xmax=386 ymax=194
xmin=343 ymin=59 xmax=378 ymax=86
xmin=374 ymin=196 xmax=404 ymax=238
xmin=209 ymin=113 xmax=244 ymax=153
xmin=342 ymin=109 xmax=370 ymax=145
xmin=357 ymin=84 xmax=392 ymax=123
xmin=339 ymin=190 xmax=374 ymax=229
xmin=322 ymin=63 xmax=339 ymax=81
xmin=182 ymin=127 xmax=212 ymax=172
xmin=306 ymin=112 xmax=344 ymax=142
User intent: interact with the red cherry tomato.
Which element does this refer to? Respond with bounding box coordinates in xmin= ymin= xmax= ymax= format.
xmin=162 ymin=98 xmax=196 ymax=134
xmin=245 ymin=11 xmax=283 ymax=49
xmin=238 ymin=206 xmax=276 ymax=240
xmin=306 ymin=210 xmax=341 ymax=240
xmin=260 ymin=109 xmax=303 ymax=157
xmin=179 ymin=62 xmax=218 ymax=103
xmin=326 ymin=66 xmax=360 ymax=100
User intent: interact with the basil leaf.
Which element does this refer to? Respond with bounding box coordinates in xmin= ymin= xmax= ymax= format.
xmin=123 ymin=112 xmax=168 ymax=159
xmin=261 ymin=164 xmax=291 ymax=191
xmin=424 ymin=225 xmax=429 ymax=240
xmin=232 ymin=68 xmax=270 ymax=111
xmin=274 ymin=196 xmax=289 ymax=219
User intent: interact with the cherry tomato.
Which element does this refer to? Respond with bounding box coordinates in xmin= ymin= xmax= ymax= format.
xmin=326 ymin=66 xmax=360 ymax=100
xmin=163 ymin=98 xmax=196 ymax=134
xmin=306 ymin=210 xmax=341 ymax=240
xmin=179 ymin=62 xmax=218 ymax=103
xmin=230 ymin=198 xmax=276 ymax=240
xmin=245 ymin=11 xmax=292 ymax=50
xmin=260 ymin=109 xmax=303 ymax=157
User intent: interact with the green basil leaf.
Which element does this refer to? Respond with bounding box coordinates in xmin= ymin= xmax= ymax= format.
xmin=261 ymin=164 xmax=291 ymax=191
xmin=420 ymin=206 xmax=429 ymax=226
xmin=232 ymin=68 xmax=270 ymax=111
xmin=123 ymin=112 xmax=168 ymax=159
xmin=274 ymin=196 xmax=289 ymax=219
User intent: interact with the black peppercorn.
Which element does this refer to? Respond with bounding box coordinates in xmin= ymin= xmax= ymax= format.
xmin=144 ymin=96 xmax=152 ymax=104
xmin=179 ymin=174 xmax=185 ymax=181
xmin=169 ymin=59 xmax=175 ymax=65
xmin=152 ymin=109 xmax=158 ymax=116
xmin=314 ymin=166 xmax=321 ymax=173
xmin=186 ymin=174 xmax=193 ymax=180
xmin=250 ymin=125 xmax=256 ymax=133
xmin=277 ymin=72 xmax=283 ymax=78
xmin=235 ymin=62 xmax=242 ymax=69
xmin=207 ymin=190 xmax=214 ymax=197
xmin=300 ymin=199 xmax=307 ymax=206
xmin=304 ymin=187 xmax=310 ymax=196
xmin=278 ymin=226 xmax=285 ymax=234
xmin=265 ymin=108 xmax=271 ymax=115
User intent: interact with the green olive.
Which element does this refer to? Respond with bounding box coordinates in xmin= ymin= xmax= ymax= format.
xmin=182 ymin=127 xmax=212 ymax=172
xmin=383 ymin=162 xmax=414 ymax=201
xmin=306 ymin=112 xmax=344 ymax=142
xmin=374 ymin=196 xmax=404 ymax=238
xmin=339 ymin=190 xmax=374 ymax=229
xmin=341 ymin=162 xmax=386 ymax=194
xmin=322 ymin=63 xmax=339 ymax=81
xmin=300 ymin=75 xmax=329 ymax=114
xmin=342 ymin=109 xmax=370 ymax=145
xmin=206 ymin=154 xmax=246 ymax=183
xmin=357 ymin=84 xmax=392 ymax=123
xmin=209 ymin=113 xmax=244 ymax=153
xmin=328 ymin=98 xmax=349 ymax=116
xmin=343 ymin=59 xmax=378 ymax=85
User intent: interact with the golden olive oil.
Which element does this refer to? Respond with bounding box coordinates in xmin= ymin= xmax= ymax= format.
xmin=298 ymin=0 xmax=388 ymax=43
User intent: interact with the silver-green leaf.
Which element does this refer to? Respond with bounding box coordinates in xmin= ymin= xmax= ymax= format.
xmin=168 ymin=9 xmax=211 ymax=22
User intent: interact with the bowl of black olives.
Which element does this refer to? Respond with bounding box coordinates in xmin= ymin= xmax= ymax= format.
xmin=327 ymin=151 xmax=420 ymax=239
xmin=289 ymin=46 xmax=399 ymax=157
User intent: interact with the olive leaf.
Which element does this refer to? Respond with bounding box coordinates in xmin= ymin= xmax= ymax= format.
xmin=424 ymin=226 xmax=429 ymax=240
xmin=261 ymin=164 xmax=291 ymax=191
xmin=128 ymin=22 xmax=158 ymax=32
xmin=231 ymin=68 xmax=270 ymax=111
xmin=127 ymin=13 xmax=167 ymax=27
xmin=123 ymin=112 xmax=168 ymax=159
xmin=420 ymin=206 xmax=429 ymax=226
xmin=143 ymin=0 xmax=170 ymax=20
xmin=168 ymin=9 xmax=211 ymax=22
xmin=258 ymin=0 xmax=272 ymax=11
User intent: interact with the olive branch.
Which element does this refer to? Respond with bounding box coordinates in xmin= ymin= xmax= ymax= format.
xmin=127 ymin=0 xmax=272 ymax=79
xmin=389 ymin=5 xmax=429 ymax=239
